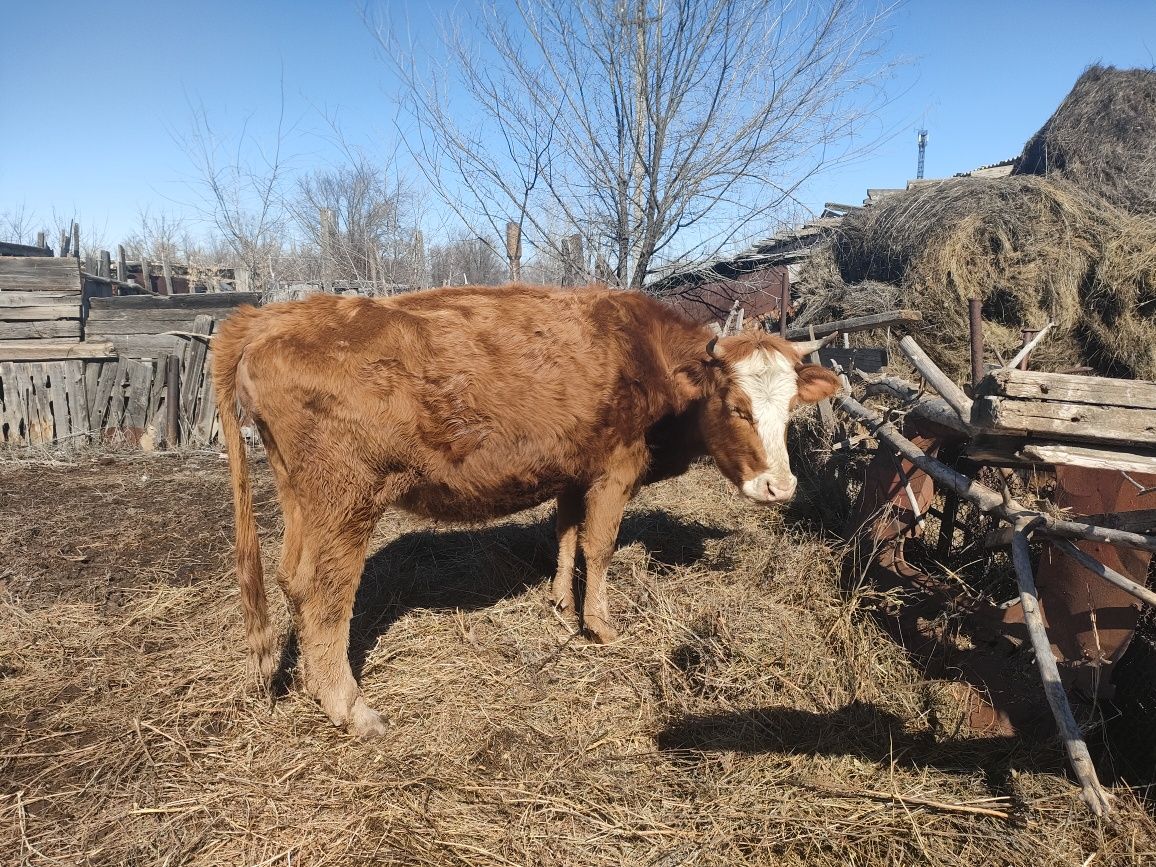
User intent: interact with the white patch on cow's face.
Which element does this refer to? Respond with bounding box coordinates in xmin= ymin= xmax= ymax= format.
xmin=732 ymin=349 xmax=798 ymax=502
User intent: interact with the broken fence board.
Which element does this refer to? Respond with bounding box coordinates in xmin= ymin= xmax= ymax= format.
xmin=46 ymin=363 xmax=71 ymax=441
xmin=786 ymin=309 xmax=922 ymax=341
xmin=64 ymin=360 xmax=90 ymax=437
xmin=977 ymin=368 xmax=1156 ymax=411
xmin=181 ymin=315 xmax=213 ymax=428
xmin=974 ymin=396 xmax=1156 ymax=446
xmin=123 ymin=360 xmax=155 ymax=438
xmin=0 ymin=340 xmax=115 ymax=362
xmin=0 ymin=319 xmax=82 ymax=340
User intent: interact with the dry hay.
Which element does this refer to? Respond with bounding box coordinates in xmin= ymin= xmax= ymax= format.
xmin=794 ymin=176 xmax=1156 ymax=380
xmin=1014 ymin=65 xmax=1156 ymax=214
xmin=1 ymin=454 xmax=1155 ymax=865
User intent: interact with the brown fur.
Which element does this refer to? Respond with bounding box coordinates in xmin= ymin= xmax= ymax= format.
xmin=213 ymin=284 xmax=838 ymax=735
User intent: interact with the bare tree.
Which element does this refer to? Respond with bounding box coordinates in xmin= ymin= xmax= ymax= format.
xmin=0 ymin=204 xmax=39 ymax=245
xmin=428 ymin=233 xmax=507 ymax=286
xmin=379 ymin=0 xmax=894 ymax=289
xmin=292 ymin=153 xmax=424 ymax=289
xmin=181 ymin=95 xmax=291 ymax=290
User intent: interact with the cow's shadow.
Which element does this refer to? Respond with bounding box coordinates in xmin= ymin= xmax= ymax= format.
xmin=656 ymin=700 xmax=1048 ymax=796
xmin=268 ymin=507 xmax=728 ymax=688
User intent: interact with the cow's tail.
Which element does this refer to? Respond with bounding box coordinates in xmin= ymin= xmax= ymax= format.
xmin=212 ymin=307 xmax=277 ymax=686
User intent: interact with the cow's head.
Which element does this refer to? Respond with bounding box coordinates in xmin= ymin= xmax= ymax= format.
xmin=688 ymin=333 xmax=841 ymax=504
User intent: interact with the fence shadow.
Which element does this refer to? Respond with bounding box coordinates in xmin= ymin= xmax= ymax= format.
xmin=656 ymin=700 xmax=1047 ymax=793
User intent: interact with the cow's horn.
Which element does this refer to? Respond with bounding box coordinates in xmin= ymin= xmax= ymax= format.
xmin=706 ymin=336 xmax=722 ymax=359
xmin=791 ymin=331 xmax=839 ymax=357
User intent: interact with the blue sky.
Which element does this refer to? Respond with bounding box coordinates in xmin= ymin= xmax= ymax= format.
xmin=1 ymin=0 xmax=1154 ymax=254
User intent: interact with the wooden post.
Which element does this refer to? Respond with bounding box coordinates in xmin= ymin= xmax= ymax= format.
xmin=117 ymin=245 xmax=129 ymax=285
xmin=968 ymin=297 xmax=984 ymax=390
xmin=36 ymin=231 xmax=46 ymax=250
xmin=58 ymin=229 xmax=69 ymax=257
xmin=320 ymin=207 xmax=335 ymax=291
xmin=161 ymin=251 xmax=175 ymax=296
xmin=778 ymin=271 xmax=790 ymax=338
xmin=1010 ymin=520 xmax=1113 ymax=815
xmin=139 ymin=257 xmax=152 ymax=294
xmin=71 ymin=222 xmax=80 ymax=260
xmin=99 ymin=250 xmax=111 ymax=279
xmin=506 ymin=221 xmax=522 ymax=283
xmin=166 ymin=354 xmax=180 ymax=447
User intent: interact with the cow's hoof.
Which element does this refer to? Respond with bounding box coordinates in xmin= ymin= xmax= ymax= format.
xmin=547 ymin=594 xmax=573 ymax=614
xmin=583 ymin=618 xmax=619 ymax=644
xmin=350 ymin=700 xmax=388 ymax=738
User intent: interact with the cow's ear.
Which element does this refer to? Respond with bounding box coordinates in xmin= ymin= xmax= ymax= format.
xmin=795 ymin=364 xmax=841 ymax=404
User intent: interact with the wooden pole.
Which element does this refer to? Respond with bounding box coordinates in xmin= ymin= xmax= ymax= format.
xmin=898 ymin=335 xmax=972 ymax=421
xmin=506 ymin=221 xmax=522 ymax=283
xmin=834 ymin=392 xmax=1156 ymax=553
xmin=36 ymin=230 xmax=46 ymax=250
xmin=778 ymin=271 xmax=790 ymax=338
xmin=58 ymin=229 xmax=69 ymax=257
xmin=969 ymin=297 xmax=984 ymax=389
xmin=99 ymin=250 xmax=111 ymax=279
xmin=1010 ymin=520 xmax=1113 ymax=815
xmin=117 ymin=245 xmax=129 ymax=285
xmin=161 ymin=251 xmax=175 ymax=296
xmin=166 ymin=354 xmax=181 ymax=447
xmin=139 ymin=257 xmax=152 ymax=294
xmin=71 ymin=222 xmax=80 ymax=260
xmin=320 ymin=207 xmax=335 ymax=291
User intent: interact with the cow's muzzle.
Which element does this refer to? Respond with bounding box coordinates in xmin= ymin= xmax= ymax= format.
xmin=741 ymin=472 xmax=797 ymax=504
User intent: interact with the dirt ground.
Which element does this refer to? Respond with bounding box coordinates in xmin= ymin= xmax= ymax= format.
xmin=1 ymin=450 xmax=1155 ymax=865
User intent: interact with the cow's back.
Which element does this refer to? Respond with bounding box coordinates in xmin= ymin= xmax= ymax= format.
xmin=230 ymin=285 xmax=695 ymax=520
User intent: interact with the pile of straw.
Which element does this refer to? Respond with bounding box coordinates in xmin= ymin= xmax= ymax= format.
xmin=3 ymin=454 xmax=1155 ymax=864
xmin=795 ymin=65 xmax=1156 ymax=381
xmin=1014 ymin=65 xmax=1156 ymax=213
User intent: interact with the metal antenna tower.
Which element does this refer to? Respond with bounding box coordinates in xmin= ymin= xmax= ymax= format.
xmin=916 ymin=129 xmax=928 ymax=180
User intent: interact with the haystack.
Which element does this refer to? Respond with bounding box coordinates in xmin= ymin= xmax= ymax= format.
xmin=794 ymin=64 xmax=1156 ymax=381
xmin=1014 ymin=65 xmax=1156 ymax=214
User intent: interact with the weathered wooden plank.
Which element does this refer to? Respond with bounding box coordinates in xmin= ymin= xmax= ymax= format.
xmin=181 ymin=315 xmax=214 ymax=427
xmin=0 ymin=361 xmax=24 ymax=444
xmin=122 ymin=360 xmax=155 ymax=438
xmin=0 ymin=319 xmax=82 ymax=340
xmin=44 ymin=363 xmax=71 ymax=441
xmin=816 ymin=347 xmax=888 ymax=374
xmin=92 ymin=358 xmax=124 ymax=432
xmin=93 ymin=334 xmax=187 ymax=359
xmin=0 ymin=241 xmax=53 ymax=257
xmin=974 ymin=396 xmax=1156 ymax=446
xmin=85 ymin=317 xmax=209 ymax=335
xmin=146 ymin=354 xmax=169 ymax=424
xmin=0 ymin=306 xmax=82 ymax=321
xmin=88 ymin=292 xmax=260 ymax=311
xmin=84 ymin=361 xmax=100 ymax=412
xmin=0 ymin=340 xmax=115 ymax=362
xmin=64 ymin=360 xmax=90 ymax=436
xmin=27 ymin=364 xmax=54 ymax=444
xmin=0 ymin=257 xmax=82 ymax=293
xmin=84 ymin=307 xmax=220 ymax=322
xmin=194 ymin=373 xmax=217 ymax=445
xmin=1020 ymin=443 xmax=1156 ymax=475
xmin=976 ymin=368 xmax=1156 ymax=411
xmin=786 ymin=309 xmax=922 ymax=341
xmin=0 ymin=291 xmax=82 ymax=307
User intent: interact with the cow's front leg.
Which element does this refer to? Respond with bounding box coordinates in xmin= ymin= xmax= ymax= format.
xmin=580 ymin=445 xmax=647 ymax=643
xmin=549 ymin=485 xmax=585 ymax=617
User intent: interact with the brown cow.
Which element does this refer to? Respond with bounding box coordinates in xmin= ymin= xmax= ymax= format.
xmin=213 ymin=284 xmax=839 ymax=735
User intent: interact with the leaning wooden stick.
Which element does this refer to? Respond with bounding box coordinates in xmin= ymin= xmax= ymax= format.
xmin=1047 ymin=536 xmax=1156 ymax=608
xmin=1010 ymin=519 xmax=1114 ymax=816
xmin=1002 ymin=322 xmax=1055 ymax=372
xmin=836 ymin=392 xmax=1156 ymax=553
xmin=898 ymin=335 xmax=973 ymax=420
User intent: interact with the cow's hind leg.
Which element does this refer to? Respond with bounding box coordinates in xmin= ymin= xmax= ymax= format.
xmin=549 ymin=485 xmax=585 ymax=617
xmin=290 ymin=503 xmax=387 ymax=737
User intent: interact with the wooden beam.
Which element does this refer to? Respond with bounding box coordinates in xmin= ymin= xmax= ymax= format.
xmin=898 ymin=335 xmax=972 ymax=420
xmin=1010 ymin=521 xmax=1114 ymax=815
xmin=88 ymin=292 xmax=260 ymax=311
xmin=977 ymin=368 xmax=1156 ymax=411
xmin=785 ymin=309 xmax=922 ymax=341
xmin=974 ymin=396 xmax=1156 ymax=446
xmin=0 ymin=320 xmax=81 ymax=340
xmin=0 ymin=341 xmax=116 ymax=362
